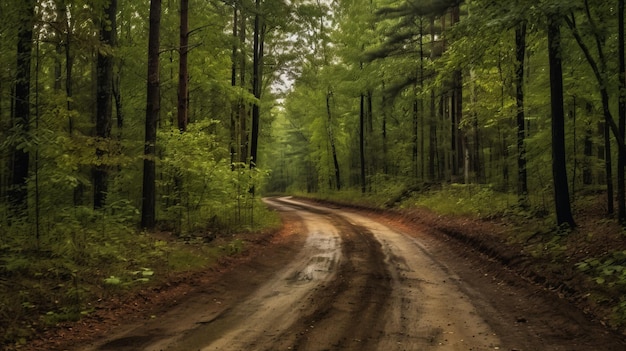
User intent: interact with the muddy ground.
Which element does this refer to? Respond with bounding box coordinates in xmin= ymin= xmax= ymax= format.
xmin=21 ymin=197 xmax=626 ymax=350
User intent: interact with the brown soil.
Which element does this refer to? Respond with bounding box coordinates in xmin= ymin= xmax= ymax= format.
xmin=15 ymin=197 xmax=626 ymax=350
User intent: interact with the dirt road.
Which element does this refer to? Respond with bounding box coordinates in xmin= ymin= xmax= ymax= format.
xmin=76 ymin=197 xmax=625 ymax=351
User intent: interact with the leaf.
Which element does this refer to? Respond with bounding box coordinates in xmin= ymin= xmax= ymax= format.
xmin=104 ymin=276 xmax=122 ymax=285
xmin=141 ymin=269 xmax=154 ymax=277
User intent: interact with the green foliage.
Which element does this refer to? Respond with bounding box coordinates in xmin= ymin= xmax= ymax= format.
xmin=158 ymin=120 xmax=274 ymax=234
xmin=576 ymin=250 xmax=626 ymax=326
xmin=576 ymin=251 xmax=626 ymax=287
xmin=410 ymin=184 xmax=517 ymax=218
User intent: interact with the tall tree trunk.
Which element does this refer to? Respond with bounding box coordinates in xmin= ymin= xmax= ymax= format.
xmin=412 ymin=88 xmax=419 ymax=178
xmin=428 ymin=17 xmax=437 ymax=181
xmin=238 ymin=9 xmax=248 ymax=164
xmin=583 ymin=120 xmax=593 ymax=185
xmin=382 ymin=81 xmax=389 ymax=175
xmin=605 ymin=119 xmax=615 ymax=214
xmin=429 ymin=89 xmax=437 ymax=181
xmin=250 ymin=0 xmax=263 ymax=173
xmin=10 ymin=0 xmax=36 ymax=214
xmin=451 ymin=69 xmax=462 ymax=178
xmin=449 ymin=6 xmax=462 ymax=179
xmin=618 ymin=0 xmax=625 ymax=222
xmin=360 ymin=93 xmax=366 ymax=193
xmin=141 ymin=0 xmax=162 ymax=229
xmin=177 ymin=0 xmax=189 ymax=132
xmin=230 ymin=4 xmax=238 ymax=168
xmin=419 ymin=20 xmax=425 ymax=181
xmin=327 ymin=91 xmax=341 ymax=190
xmin=94 ymin=0 xmax=117 ymax=209
xmin=516 ymin=21 xmax=528 ymax=206
xmin=547 ymin=14 xmax=576 ymax=228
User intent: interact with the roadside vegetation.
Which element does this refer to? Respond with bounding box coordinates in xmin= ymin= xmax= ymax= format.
xmin=0 ymin=200 xmax=280 ymax=348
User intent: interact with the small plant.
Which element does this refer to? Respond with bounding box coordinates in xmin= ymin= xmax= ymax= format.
xmin=103 ymin=267 xmax=155 ymax=286
xmin=576 ymin=251 xmax=626 ymax=286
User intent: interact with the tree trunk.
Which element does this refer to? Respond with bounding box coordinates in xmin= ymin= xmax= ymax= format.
xmin=177 ymin=0 xmax=189 ymax=132
xmin=141 ymin=0 xmax=162 ymax=229
xmin=450 ymin=7 xmax=462 ymax=179
xmin=618 ymin=0 xmax=625 ymax=222
xmin=412 ymin=91 xmax=419 ymax=178
xmin=230 ymin=4 xmax=238 ymax=168
xmin=94 ymin=0 xmax=117 ymax=210
xmin=516 ymin=21 xmax=528 ymax=206
xmin=605 ymin=118 xmax=615 ymax=214
xmin=428 ymin=17 xmax=437 ymax=181
xmin=9 ymin=0 xmax=36 ymax=214
xmin=429 ymin=89 xmax=437 ymax=181
xmin=547 ymin=14 xmax=576 ymax=228
xmin=360 ymin=93 xmax=366 ymax=193
xmin=239 ymin=9 xmax=248 ymax=164
xmin=381 ymin=81 xmax=389 ymax=175
xmin=250 ymin=0 xmax=263 ymax=173
xmin=583 ymin=121 xmax=593 ymax=185
xmin=326 ymin=91 xmax=341 ymax=190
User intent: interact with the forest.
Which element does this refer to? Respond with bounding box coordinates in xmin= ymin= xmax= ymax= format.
xmin=2 ymin=0 xmax=626 ymax=347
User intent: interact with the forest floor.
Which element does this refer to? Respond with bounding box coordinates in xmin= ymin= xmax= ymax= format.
xmin=14 ymin=196 xmax=626 ymax=350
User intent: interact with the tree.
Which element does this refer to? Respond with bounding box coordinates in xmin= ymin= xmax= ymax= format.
xmin=618 ymin=0 xmax=625 ymax=223
xmin=177 ymin=0 xmax=189 ymax=132
xmin=564 ymin=1 xmax=626 ymax=215
xmin=141 ymin=0 xmax=162 ymax=229
xmin=250 ymin=0 xmax=264 ymax=174
xmin=516 ymin=21 xmax=528 ymax=206
xmin=9 ymin=0 xmax=36 ymax=214
xmin=94 ymin=0 xmax=117 ymax=209
xmin=326 ymin=90 xmax=341 ymax=190
xmin=547 ymin=12 xmax=576 ymax=228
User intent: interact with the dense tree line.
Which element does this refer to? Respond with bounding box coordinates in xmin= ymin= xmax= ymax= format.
xmin=266 ymin=0 xmax=626 ymax=228
xmin=0 ymin=0 xmax=310 ymax=239
xmin=2 ymin=0 xmax=625 ymax=258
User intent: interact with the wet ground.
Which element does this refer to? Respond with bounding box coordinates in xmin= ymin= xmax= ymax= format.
xmin=43 ymin=197 xmax=626 ymax=350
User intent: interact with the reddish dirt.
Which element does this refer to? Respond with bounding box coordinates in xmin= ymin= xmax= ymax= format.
xmin=16 ymin=197 xmax=626 ymax=351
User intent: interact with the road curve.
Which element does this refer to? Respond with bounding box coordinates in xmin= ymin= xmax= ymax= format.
xmin=170 ymin=196 xmax=500 ymax=351
xmin=78 ymin=196 xmax=626 ymax=351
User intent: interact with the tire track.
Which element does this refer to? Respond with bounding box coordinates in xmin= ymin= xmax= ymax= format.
xmin=271 ymin=216 xmax=393 ymax=351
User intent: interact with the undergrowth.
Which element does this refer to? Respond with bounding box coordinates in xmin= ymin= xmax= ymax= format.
xmin=0 ymin=199 xmax=280 ymax=348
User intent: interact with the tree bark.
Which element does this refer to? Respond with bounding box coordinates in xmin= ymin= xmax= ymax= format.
xmin=230 ymin=4 xmax=238 ymax=168
xmin=94 ymin=0 xmax=117 ymax=209
xmin=9 ymin=0 xmax=36 ymax=214
xmin=516 ymin=21 xmax=528 ymax=206
xmin=326 ymin=91 xmax=341 ymax=190
xmin=177 ymin=0 xmax=189 ymax=132
xmin=360 ymin=93 xmax=366 ymax=193
xmin=547 ymin=14 xmax=576 ymax=228
xmin=250 ymin=0 xmax=263 ymax=173
xmin=239 ymin=9 xmax=248 ymax=165
xmin=141 ymin=0 xmax=162 ymax=229
xmin=428 ymin=17 xmax=437 ymax=181
xmin=618 ymin=0 xmax=625 ymax=222
xmin=451 ymin=6 xmax=462 ymax=179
